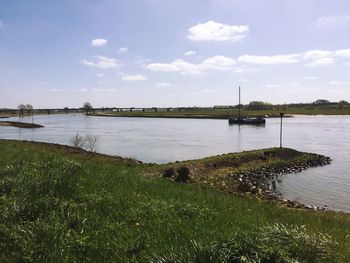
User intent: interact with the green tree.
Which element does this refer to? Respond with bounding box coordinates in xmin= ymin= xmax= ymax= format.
xmin=313 ymin=99 xmax=330 ymax=105
xmin=26 ymin=104 xmax=34 ymax=123
xmin=246 ymin=101 xmax=273 ymax=110
xmin=25 ymin=104 xmax=33 ymax=116
xmin=17 ymin=104 xmax=26 ymax=118
xmin=83 ymin=102 xmax=93 ymax=115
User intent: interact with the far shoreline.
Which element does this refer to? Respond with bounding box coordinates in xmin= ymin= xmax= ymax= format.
xmin=90 ymin=113 xmax=294 ymax=119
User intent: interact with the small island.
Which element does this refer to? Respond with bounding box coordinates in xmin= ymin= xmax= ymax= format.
xmin=0 ymin=121 xmax=44 ymax=128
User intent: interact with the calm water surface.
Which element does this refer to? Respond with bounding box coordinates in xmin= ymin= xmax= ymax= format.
xmin=1 ymin=114 xmax=349 ymax=212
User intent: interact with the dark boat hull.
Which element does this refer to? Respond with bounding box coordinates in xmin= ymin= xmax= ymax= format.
xmin=228 ymin=118 xmax=266 ymax=125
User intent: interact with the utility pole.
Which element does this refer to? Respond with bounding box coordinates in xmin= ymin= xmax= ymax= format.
xmin=280 ymin=112 xmax=284 ymax=148
xmin=238 ymin=86 xmax=241 ymax=120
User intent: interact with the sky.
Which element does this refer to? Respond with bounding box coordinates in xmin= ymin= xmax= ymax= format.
xmin=0 ymin=0 xmax=350 ymax=108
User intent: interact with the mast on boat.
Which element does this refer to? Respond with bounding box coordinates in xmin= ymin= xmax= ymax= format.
xmin=238 ymin=86 xmax=241 ymax=120
xmin=229 ymin=85 xmax=266 ymax=125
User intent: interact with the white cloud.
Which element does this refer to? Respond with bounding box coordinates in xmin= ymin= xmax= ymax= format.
xmin=238 ymin=48 xmax=350 ymax=66
xmin=303 ymin=50 xmax=335 ymax=66
xmin=133 ymin=56 xmax=152 ymax=65
xmin=238 ymin=54 xmax=300 ymax=65
xmin=286 ymin=82 xmax=302 ymax=88
xmin=201 ymin=55 xmax=236 ymax=70
xmin=233 ymin=66 xmax=256 ymax=73
xmin=156 ymin=82 xmax=174 ymax=87
xmin=147 ymin=47 xmax=350 ymax=75
xmin=121 ymin=74 xmax=148 ymax=81
xmin=305 ymin=76 xmax=318 ymax=80
xmin=184 ymin=50 xmax=196 ymax=56
xmin=345 ymin=62 xmax=350 ymax=67
xmin=50 ymin=88 xmax=64 ymax=92
xmin=329 ymin=80 xmax=350 ymax=85
xmin=118 ymin=47 xmax=128 ymax=53
xmin=199 ymin=88 xmax=213 ymax=93
xmin=72 ymin=87 xmax=118 ymax=92
xmin=96 ymin=73 xmax=105 ymax=77
xmin=91 ymin=88 xmax=118 ymax=92
xmin=263 ymin=82 xmax=302 ymax=88
xmin=305 ymin=57 xmax=334 ymax=67
xmin=313 ymin=15 xmax=350 ymax=28
xmin=146 ymin=55 xmax=236 ymax=74
xmin=91 ymin=38 xmax=108 ymax=47
xmin=303 ymin=50 xmax=333 ymax=60
xmin=81 ymin=55 xmax=119 ymax=69
xmin=147 ymin=59 xmax=201 ymax=74
xmin=263 ymin=83 xmax=283 ymax=88
xmin=0 ymin=20 xmax=3 ymax=28
xmin=187 ymin=21 xmax=249 ymax=42
xmin=335 ymin=49 xmax=350 ymax=58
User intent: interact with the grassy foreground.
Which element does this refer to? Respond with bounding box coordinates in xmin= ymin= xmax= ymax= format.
xmin=0 ymin=140 xmax=349 ymax=262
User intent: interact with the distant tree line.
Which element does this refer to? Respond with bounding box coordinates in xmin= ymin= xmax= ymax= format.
xmin=215 ymin=99 xmax=349 ymax=110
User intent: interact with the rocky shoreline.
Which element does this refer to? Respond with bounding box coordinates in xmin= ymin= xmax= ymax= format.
xmin=159 ymin=149 xmax=333 ymax=212
xmin=233 ymin=153 xmax=332 ymax=211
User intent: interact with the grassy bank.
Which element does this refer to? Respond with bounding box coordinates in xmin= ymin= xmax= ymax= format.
xmin=0 ymin=121 xmax=44 ymax=128
xmin=0 ymin=140 xmax=349 ymax=262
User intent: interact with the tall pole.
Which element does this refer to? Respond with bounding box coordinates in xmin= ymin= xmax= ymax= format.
xmin=238 ymin=86 xmax=241 ymax=120
xmin=280 ymin=112 xmax=284 ymax=148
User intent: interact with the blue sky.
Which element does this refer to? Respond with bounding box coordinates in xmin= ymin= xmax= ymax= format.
xmin=1 ymin=0 xmax=350 ymax=108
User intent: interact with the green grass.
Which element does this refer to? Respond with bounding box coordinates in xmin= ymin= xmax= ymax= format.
xmin=0 ymin=140 xmax=349 ymax=262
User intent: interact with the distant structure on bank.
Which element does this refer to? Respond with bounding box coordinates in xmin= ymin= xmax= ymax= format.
xmin=213 ymin=105 xmax=235 ymax=109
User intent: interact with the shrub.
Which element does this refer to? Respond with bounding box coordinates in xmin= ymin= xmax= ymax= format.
xmin=175 ymin=166 xmax=190 ymax=183
xmin=70 ymin=134 xmax=100 ymax=153
xmin=70 ymin=133 xmax=85 ymax=148
xmin=85 ymin=135 xmax=99 ymax=153
xmin=162 ymin=167 xmax=175 ymax=178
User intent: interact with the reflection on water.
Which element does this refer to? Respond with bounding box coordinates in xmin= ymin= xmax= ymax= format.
xmin=0 ymin=114 xmax=349 ymax=212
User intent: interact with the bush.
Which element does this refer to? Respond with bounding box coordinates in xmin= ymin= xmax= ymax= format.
xmin=162 ymin=167 xmax=175 ymax=178
xmin=70 ymin=133 xmax=85 ymax=148
xmin=70 ymin=134 xmax=99 ymax=153
xmin=85 ymin=135 xmax=99 ymax=153
xmin=175 ymin=166 xmax=190 ymax=182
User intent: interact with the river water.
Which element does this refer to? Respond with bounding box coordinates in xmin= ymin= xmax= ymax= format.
xmin=0 ymin=114 xmax=349 ymax=212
